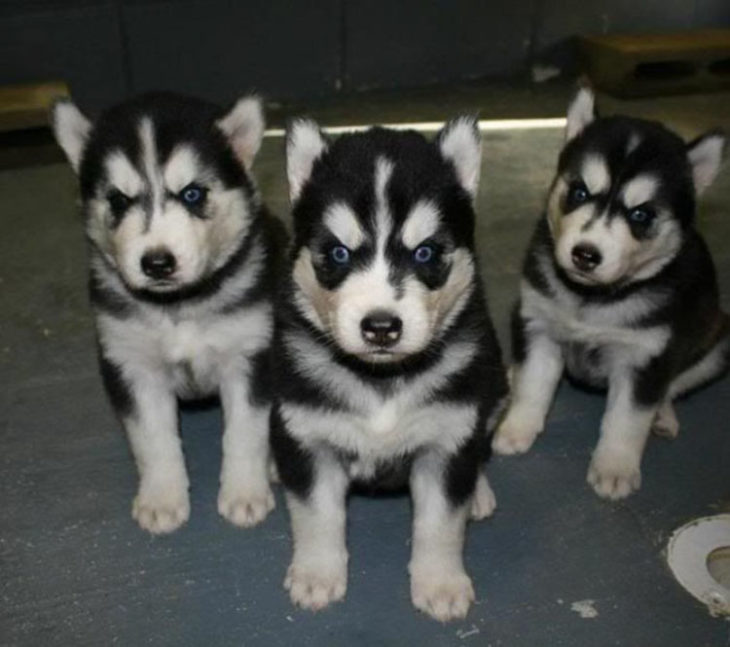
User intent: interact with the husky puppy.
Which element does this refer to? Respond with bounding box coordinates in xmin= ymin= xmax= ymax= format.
xmin=270 ymin=118 xmax=508 ymax=621
xmin=493 ymin=88 xmax=727 ymax=500
xmin=51 ymin=93 xmax=284 ymax=533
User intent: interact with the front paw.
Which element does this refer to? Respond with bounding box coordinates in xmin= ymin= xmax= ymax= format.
xmin=218 ymin=479 xmax=275 ymax=527
xmin=133 ymin=477 xmax=190 ymax=534
xmin=587 ymin=446 xmax=641 ymax=500
xmin=492 ymin=412 xmax=541 ymax=455
xmin=410 ymin=567 xmax=475 ymax=622
xmin=284 ymin=560 xmax=347 ymax=611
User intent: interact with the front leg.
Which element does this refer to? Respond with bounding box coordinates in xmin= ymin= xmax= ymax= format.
xmin=409 ymin=452 xmax=475 ymax=622
xmin=493 ymin=317 xmax=564 ymax=455
xmin=587 ymin=369 xmax=662 ymax=500
xmin=101 ymin=356 xmax=190 ymax=534
xmin=278 ymin=439 xmax=349 ymax=612
xmin=218 ymin=355 xmax=275 ymax=527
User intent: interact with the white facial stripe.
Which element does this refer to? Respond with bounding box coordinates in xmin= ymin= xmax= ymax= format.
xmin=621 ymin=175 xmax=658 ymax=209
xmin=581 ymin=154 xmax=610 ymax=195
xmin=401 ymin=200 xmax=440 ymax=249
xmin=138 ymin=118 xmax=163 ymax=213
xmin=105 ymin=150 xmax=143 ymax=197
xmin=324 ymin=202 xmax=365 ymax=249
xmin=374 ymin=157 xmax=394 ymax=253
xmin=164 ymin=145 xmax=202 ymax=193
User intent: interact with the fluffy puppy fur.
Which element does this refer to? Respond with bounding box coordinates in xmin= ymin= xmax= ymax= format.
xmin=52 ymin=93 xmax=285 ymax=533
xmin=493 ymin=88 xmax=728 ymax=499
xmin=270 ymin=118 xmax=507 ymax=621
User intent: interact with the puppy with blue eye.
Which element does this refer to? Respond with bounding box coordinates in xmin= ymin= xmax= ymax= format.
xmin=270 ymin=118 xmax=508 ymax=621
xmin=51 ymin=93 xmax=285 ymax=533
xmin=492 ymin=88 xmax=728 ymax=500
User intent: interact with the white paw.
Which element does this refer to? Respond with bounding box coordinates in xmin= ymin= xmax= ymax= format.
xmin=132 ymin=478 xmax=190 ymax=534
xmin=651 ymin=403 xmax=679 ymax=439
xmin=491 ymin=413 xmax=541 ymax=455
xmin=470 ymin=473 xmax=496 ymax=520
xmin=411 ymin=568 xmax=475 ymax=622
xmin=587 ymin=447 xmax=641 ymax=500
xmin=284 ymin=561 xmax=347 ymax=611
xmin=218 ymin=481 xmax=275 ymax=527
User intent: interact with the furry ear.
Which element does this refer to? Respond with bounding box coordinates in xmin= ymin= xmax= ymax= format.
xmin=286 ymin=118 xmax=327 ymax=203
xmin=216 ymin=95 xmax=265 ymax=170
xmin=687 ymin=130 xmax=726 ymax=195
xmin=565 ymin=87 xmax=596 ymax=142
xmin=50 ymin=99 xmax=92 ymax=174
xmin=437 ymin=116 xmax=481 ymax=199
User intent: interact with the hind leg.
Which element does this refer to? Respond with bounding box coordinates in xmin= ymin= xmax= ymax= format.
xmin=469 ymin=471 xmax=496 ymax=520
xmin=652 ymin=335 xmax=730 ymax=442
xmin=669 ymin=336 xmax=729 ymax=400
xmin=651 ymin=400 xmax=679 ymax=439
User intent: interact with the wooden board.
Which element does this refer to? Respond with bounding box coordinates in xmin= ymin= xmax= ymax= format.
xmin=580 ymin=29 xmax=730 ymax=97
xmin=0 ymin=80 xmax=70 ymax=132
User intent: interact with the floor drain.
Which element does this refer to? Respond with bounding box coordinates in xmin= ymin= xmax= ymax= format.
xmin=667 ymin=515 xmax=730 ymax=617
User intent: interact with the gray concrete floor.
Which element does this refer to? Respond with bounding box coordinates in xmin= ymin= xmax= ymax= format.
xmin=2 ymin=81 xmax=730 ymax=646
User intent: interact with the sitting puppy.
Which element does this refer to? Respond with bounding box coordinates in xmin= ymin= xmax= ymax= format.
xmin=52 ymin=93 xmax=283 ymax=533
xmin=493 ymin=88 xmax=727 ymax=500
xmin=270 ymin=118 xmax=508 ymax=621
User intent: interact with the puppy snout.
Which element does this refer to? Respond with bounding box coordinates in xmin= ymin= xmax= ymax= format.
xmin=571 ymin=244 xmax=602 ymax=272
xmin=141 ymin=248 xmax=177 ymax=279
xmin=361 ymin=310 xmax=403 ymax=347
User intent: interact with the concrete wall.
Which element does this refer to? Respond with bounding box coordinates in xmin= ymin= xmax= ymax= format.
xmin=1 ymin=0 xmax=729 ymax=110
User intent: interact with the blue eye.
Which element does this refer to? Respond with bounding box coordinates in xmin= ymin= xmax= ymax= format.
xmin=330 ymin=245 xmax=350 ymax=264
xmin=628 ymin=207 xmax=654 ymax=225
xmin=568 ymin=182 xmax=590 ymax=206
xmin=180 ymin=183 xmax=206 ymax=206
xmin=414 ymin=245 xmax=435 ymax=263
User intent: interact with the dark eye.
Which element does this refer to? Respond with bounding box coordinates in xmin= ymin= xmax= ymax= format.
xmin=567 ymin=181 xmax=590 ymax=206
xmin=628 ymin=206 xmax=655 ymax=225
xmin=329 ymin=245 xmax=350 ymax=265
xmin=107 ymin=189 xmax=132 ymax=214
xmin=180 ymin=183 xmax=206 ymax=206
xmin=413 ymin=244 xmax=435 ymax=263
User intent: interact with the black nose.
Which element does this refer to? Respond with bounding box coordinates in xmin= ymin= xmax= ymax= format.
xmin=141 ymin=249 xmax=176 ymax=279
xmin=571 ymin=244 xmax=602 ymax=272
xmin=361 ymin=310 xmax=403 ymax=347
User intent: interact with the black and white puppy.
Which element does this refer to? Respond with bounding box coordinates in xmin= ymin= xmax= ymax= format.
xmin=493 ymin=88 xmax=728 ymax=500
xmin=52 ymin=93 xmax=284 ymax=533
xmin=270 ymin=119 xmax=508 ymax=621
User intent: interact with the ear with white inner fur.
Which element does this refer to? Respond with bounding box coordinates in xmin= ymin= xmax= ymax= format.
xmin=437 ymin=116 xmax=481 ymax=199
xmin=286 ymin=118 xmax=327 ymax=203
xmin=565 ymin=87 xmax=596 ymax=142
xmin=216 ymin=95 xmax=265 ymax=171
xmin=51 ymin=99 xmax=92 ymax=174
xmin=687 ymin=131 xmax=726 ymax=195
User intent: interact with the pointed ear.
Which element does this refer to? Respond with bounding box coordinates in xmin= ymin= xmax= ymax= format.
xmin=687 ymin=130 xmax=726 ymax=195
xmin=565 ymin=87 xmax=596 ymax=142
xmin=437 ymin=116 xmax=481 ymax=199
xmin=286 ymin=118 xmax=327 ymax=203
xmin=50 ymin=99 xmax=92 ymax=174
xmin=216 ymin=95 xmax=265 ymax=171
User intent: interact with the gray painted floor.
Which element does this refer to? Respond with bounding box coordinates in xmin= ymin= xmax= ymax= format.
xmin=2 ymin=83 xmax=730 ymax=646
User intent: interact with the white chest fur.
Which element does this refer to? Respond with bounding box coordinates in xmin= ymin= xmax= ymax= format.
xmin=521 ymin=278 xmax=670 ymax=368
xmin=281 ymin=333 xmax=480 ymax=469
xmin=97 ymin=302 xmax=272 ymax=396
xmin=282 ymin=397 xmax=477 ymax=474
